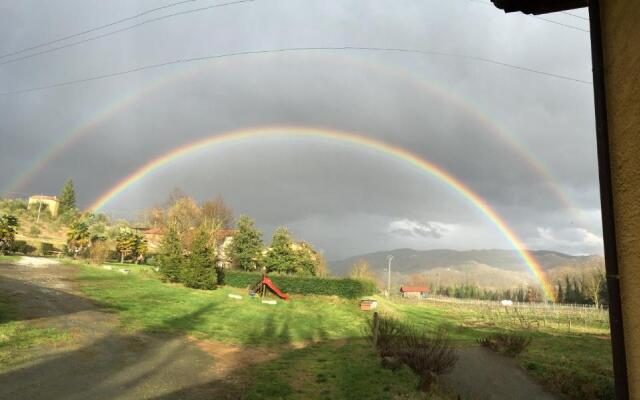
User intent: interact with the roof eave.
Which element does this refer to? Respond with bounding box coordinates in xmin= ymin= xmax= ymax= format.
xmin=491 ymin=0 xmax=587 ymax=15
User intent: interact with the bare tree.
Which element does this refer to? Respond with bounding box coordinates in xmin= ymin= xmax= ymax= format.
xmin=201 ymin=195 xmax=234 ymax=230
xmin=583 ymin=262 xmax=606 ymax=308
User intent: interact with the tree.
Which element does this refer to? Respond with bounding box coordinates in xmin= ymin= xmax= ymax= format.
xmin=181 ymin=227 xmax=217 ymax=289
xmin=59 ymin=179 xmax=77 ymax=213
xmin=583 ymin=266 xmax=606 ymax=307
xmin=115 ymin=229 xmax=136 ymax=263
xmin=158 ymin=228 xmax=182 ymax=282
xmin=0 ymin=214 xmax=19 ymax=255
xmin=201 ymin=195 xmax=234 ymax=230
xmin=350 ymin=259 xmax=375 ymax=281
xmin=166 ymin=196 xmax=201 ymax=242
xmin=115 ymin=228 xmax=147 ymax=263
xmin=228 ymin=215 xmax=263 ymax=271
xmin=67 ymin=221 xmax=90 ymax=257
xmin=263 ymin=228 xmax=296 ymax=274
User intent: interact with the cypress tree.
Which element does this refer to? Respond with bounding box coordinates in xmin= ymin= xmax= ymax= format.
xmin=229 ymin=215 xmax=263 ymax=271
xmin=181 ymin=227 xmax=217 ymax=289
xmin=59 ymin=179 xmax=76 ymax=213
xmin=158 ymin=228 xmax=182 ymax=282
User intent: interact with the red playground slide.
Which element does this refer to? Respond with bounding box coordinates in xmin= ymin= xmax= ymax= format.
xmin=261 ymin=277 xmax=289 ymax=300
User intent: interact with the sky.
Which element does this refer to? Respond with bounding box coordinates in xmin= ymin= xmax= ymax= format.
xmin=0 ymin=0 xmax=601 ymax=260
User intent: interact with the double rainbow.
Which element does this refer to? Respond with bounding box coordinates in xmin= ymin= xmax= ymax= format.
xmin=87 ymin=125 xmax=556 ymax=301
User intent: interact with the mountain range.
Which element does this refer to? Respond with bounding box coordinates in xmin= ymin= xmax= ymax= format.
xmin=329 ymin=249 xmax=602 ymax=290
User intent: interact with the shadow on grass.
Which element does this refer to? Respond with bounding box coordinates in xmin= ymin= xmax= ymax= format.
xmin=0 ymin=275 xmax=97 ymax=323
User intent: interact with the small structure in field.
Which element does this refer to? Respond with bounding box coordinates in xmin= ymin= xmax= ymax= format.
xmin=400 ymin=286 xmax=429 ymax=299
xmin=360 ymin=299 xmax=378 ymax=311
xmin=28 ymin=195 xmax=60 ymax=217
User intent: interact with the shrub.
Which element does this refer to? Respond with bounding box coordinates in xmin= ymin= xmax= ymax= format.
xmin=396 ymin=326 xmax=458 ymax=392
xmin=11 ymin=240 xmax=35 ymax=255
xmin=39 ymin=242 xmax=54 ymax=256
xmin=367 ymin=314 xmax=457 ymax=392
xmin=89 ymin=241 xmax=110 ymax=264
xmin=222 ymin=270 xmax=377 ymax=299
xmin=478 ymin=332 xmax=532 ymax=357
xmin=29 ymin=225 xmax=41 ymax=237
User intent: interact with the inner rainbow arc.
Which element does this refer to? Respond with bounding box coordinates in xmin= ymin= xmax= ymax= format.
xmin=87 ymin=125 xmax=556 ymax=301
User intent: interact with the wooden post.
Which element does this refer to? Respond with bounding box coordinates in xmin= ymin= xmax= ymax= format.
xmin=372 ymin=311 xmax=380 ymax=347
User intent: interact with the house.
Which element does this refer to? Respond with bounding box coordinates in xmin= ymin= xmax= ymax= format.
xmin=400 ymin=286 xmax=429 ymax=299
xmin=27 ymin=195 xmax=60 ymax=217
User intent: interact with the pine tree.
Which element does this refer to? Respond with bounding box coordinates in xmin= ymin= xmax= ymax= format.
xmin=181 ymin=227 xmax=217 ymax=289
xmin=229 ymin=215 xmax=263 ymax=271
xmin=263 ymin=227 xmax=296 ymax=274
xmin=158 ymin=228 xmax=182 ymax=282
xmin=59 ymin=179 xmax=77 ymax=213
xmin=0 ymin=214 xmax=19 ymax=255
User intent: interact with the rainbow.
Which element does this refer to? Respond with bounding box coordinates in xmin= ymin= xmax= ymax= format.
xmin=6 ymin=50 xmax=584 ymax=227
xmin=87 ymin=125 xmax=556 ymax=301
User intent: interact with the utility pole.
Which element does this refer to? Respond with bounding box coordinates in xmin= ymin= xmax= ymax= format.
xmin=387 ymin=255 xmax=393 ymax=296
xmin=36 ymin=197 xmax=43 ymax=223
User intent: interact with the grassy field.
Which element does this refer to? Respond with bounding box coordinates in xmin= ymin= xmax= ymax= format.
xmin=72 ymin=262 xmax=615 ymax=399
xmin=0 ymin=259 xmax=608 ymax=399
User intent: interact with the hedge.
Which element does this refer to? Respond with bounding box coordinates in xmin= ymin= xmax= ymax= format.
xmin=220 ymin=270 xmax=378 ymax=299
xmin=39 ymin=242 xmax=54 ymax=256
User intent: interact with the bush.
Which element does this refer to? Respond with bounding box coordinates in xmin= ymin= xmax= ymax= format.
xmin=29 ymin=225 xmax=41 ymax=237
xmin=11 ymin=240 xmax=35 ymax=255
xmin=89 ymin=241 xmax=110 ymax=264
xmin=222 ymin=270 xmax=377 ymax=299
xmin=478 ymin=332 xmax=532 ymax=357
xmin=367 ymin=314 xmax=458 ymax=392
xmin=39 ymin=242 xmax=54 ymax=256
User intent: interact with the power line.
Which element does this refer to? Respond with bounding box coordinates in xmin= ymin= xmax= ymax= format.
xmin=0 ymin=45 xmax=593 ymax=96
xmin=532 ymin=16 xmax=589 ymax=33
xmin=560 ymin=11 xmax=589 ymax=21
xmin=0 ymin=0 xmax=199 ymax=61
xmin=0 ymin=0 xmax=256 ymax=67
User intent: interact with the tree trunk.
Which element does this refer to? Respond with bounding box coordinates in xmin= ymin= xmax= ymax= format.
xmin=120 ymin=253 xmax=124 ymax=263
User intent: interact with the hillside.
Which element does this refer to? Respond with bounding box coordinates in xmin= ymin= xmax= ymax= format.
xmin=330 ymin=248 xmax=603 ymax=290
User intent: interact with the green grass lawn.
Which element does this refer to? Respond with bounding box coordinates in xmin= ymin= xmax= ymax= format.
xmin=74 ymin=263 xmax=614 ymax=400
xmin=0 ymin=292 xmax=69 ymax=371
xmin=244 ymin=341 xmax=454 ymax=400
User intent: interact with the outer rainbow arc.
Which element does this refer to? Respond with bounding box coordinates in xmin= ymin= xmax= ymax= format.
xmin=87 ymin=126 xmax=556 ymax=301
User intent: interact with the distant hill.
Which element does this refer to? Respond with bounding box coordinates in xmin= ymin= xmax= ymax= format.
xmin=329 ymin=249 xmax=602 ymax=290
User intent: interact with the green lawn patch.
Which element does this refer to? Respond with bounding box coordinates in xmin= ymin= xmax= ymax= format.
xmin=244 ymin=341 xmax=454 ymax=400
xmin=76 ymin=264 xmax=367 ymax=346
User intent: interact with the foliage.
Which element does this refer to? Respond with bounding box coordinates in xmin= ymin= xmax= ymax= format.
xmin=66 ymin=221 xmax=91 ymax=257
xmin=28 ymin=225 xmax=41 ymax=237
xmin=115 ymin=228 xmax=147 ymax=263
xmin=158 ymin=228 xmax=182 ymax=282
xmin=58 ymin=179 xmax=76 ymax=214
xmin=478 ymin=332 xmax=532 ymax=357
xmin=88 ymin=241 xmax=111 ymax=264
xmin=223 ymin=270 xmax=378 ymax=299
xmin=263 ymin=228 xmax=296 ymax=274
xmin=39 ymin=242 xmax=54 ymax=256
xmin=0 ymin=214 xmax=19 ymax=255
xmin=180 ymin=228 xmax=217 ymax=290
xmin=10 ymin=240 xmax=35 ymax=255
xmin=166 ymin=196 xmax=201 ymax=240
xmin=229 ymin=215 xmax=263 ymax=271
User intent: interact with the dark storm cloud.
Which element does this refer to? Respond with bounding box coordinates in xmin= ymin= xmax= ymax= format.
xmin=0 ymin=0 xmax=600 ymax=258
